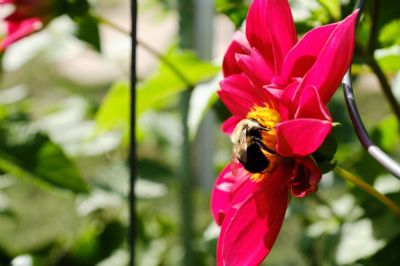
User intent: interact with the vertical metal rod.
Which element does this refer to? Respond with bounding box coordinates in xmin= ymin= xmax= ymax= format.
xmin=129 ymin=0 xmax=137 ymax=265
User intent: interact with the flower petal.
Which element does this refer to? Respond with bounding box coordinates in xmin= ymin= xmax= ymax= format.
xmin=218 ymin=74 xmax=266 ymax=117
xmin=236 ymin=48 xmax=275 ymax=86
xmin=276 ymin=118 xmax=332 ymax=156
xmin=221 ymin=166 xmax=290 ymax=266
xmin=300 ymin=10 xmax=359 ymax=103
xmin=280 ymin=23 xmax=338 ymax=82
xmin=211 ymin=164 xmax=252 ymax=225
xmin=246 ymin=0 xmax=297 ymax=73
xmin=289 ymin=157 xmax=322 ymax=197
xmin=245 ymin=0 xmax=274 ymax=63
xmin=265 ymin=0 xmax=297 ymax=72
xmin=278 ymin=79 xmax=301 ymax=121
xmin=223 ymin=31 xmax=251 ymax=77
xmin=294 ymin=86 xmax=332 ymax=121
xmin=221 ymin=116 xmax=242 ymax=135
xmin=0 ymin=18 xmax=42 ymax=50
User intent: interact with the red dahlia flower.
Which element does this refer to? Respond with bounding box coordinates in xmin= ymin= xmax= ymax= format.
xmin=0 ymin=0 xmax=54 ymax=50
xmin=211 ymin=0 xmax=358 ymax=265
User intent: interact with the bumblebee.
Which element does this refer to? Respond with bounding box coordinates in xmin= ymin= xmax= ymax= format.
xmin=231 ymin=119 xmax=279 ymax=174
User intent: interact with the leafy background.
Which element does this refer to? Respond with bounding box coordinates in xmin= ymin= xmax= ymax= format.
xmin=1 ymin=0 xmax=400 ymax=265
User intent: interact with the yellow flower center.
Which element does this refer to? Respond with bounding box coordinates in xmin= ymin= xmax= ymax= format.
xmin=246 ymin=105 xmax=282 ymax=182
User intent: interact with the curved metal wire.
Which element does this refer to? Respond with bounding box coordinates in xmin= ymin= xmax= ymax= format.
xmin=342 ymin=0 xmax=400 ymax=179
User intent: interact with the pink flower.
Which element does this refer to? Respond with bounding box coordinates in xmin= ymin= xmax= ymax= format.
xmin=211 ymin=0 xmax=358 ymax=265
xmin=0 ymin=0 xmax=54 ymax=50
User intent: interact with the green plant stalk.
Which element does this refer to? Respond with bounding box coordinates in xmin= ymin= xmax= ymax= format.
xmin=363 ymin=0 xmax=400 ymax=122
xmin=334 ymin=165 xmax=400 ymax=216
xmin=95 ymin=15 xmax=193 ymax=87
xmin=178 ymin=0 xmax=195 ymax=264
xmin=366 ymin=56 xmax=400 ymax=122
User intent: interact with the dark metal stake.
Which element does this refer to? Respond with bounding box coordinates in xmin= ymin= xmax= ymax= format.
xmin=129 ymin=0 xmax=137 ymax=265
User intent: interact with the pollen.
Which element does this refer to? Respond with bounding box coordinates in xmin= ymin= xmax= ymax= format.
xmin=250 ymin=173 xmax=265 ymax=183
xmin=247 ymin=105 xmax=281 ymax=150
xmin=246 ymin=105 xmax=281 ymax=129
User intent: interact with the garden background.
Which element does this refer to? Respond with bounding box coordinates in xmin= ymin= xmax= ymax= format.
xmin=1 ymin=0 xmax=400 ymax=265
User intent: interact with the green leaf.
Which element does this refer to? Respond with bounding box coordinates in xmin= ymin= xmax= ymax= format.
xmin=95 ymin=49 xmax=219 ymax=146
xmin=95 ymin=81 xmax=130 ymax=145
xmin=75 ymin=15 xmax=101 ymax=52
xmin=371 ymin=115 xmax=399 ymax=152
xmin=0 ymin=124 xmax=88 ymax=193
xmin=317 ymin=0 xmax=340 ymax=20
xmin=137 ymin=47 xmax=220 ymax=114
xmin=215 ymin=0 xmax=249 ymax=28
xmin=375 ymin=46 xmax=400 ymax=73
xmin=379 ymin=19 xmax=400 ymax=47
xmin=313 ymin=134 xmax=338 ymax=174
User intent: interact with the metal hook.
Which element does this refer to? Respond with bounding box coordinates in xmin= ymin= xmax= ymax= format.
xmin=342 ymin=0 xmax=400 ymax=179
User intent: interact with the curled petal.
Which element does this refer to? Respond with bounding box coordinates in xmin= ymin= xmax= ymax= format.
xmin=223 ymin=31 xmax=251 ymax=77
xmin=281 ymin=22 xmax=338 ymax=82
xmin=265 ymin=0 xmax=297 ymax=72
xmin=289 ymin=157 xmax=322 ymax=197
xmin=211 ymin=164 xmax=253 ymax=225
xmin=221 ymin=116 xmax=242 ymax=135
xmin=236 ymin=48 xmax=274 ymax=86
xmin=246 ymin=0 xmax=274 ymax=63
xmin=220 ymin=166 xmax=290 ymax=266
xmin=294 ymin=86 xmax=332 ymax=121
xmin=300 ymin=10 xmax=359 ymax=103
xmin=278 ymin=80 xmax=300 ymax=121
xmin=246 ymin=0 xmax=297 ymax=73
xmin=218 ymin=74 xmax=267 ymax=117
xmin=276 ymin=118 xmax=332 ymax=156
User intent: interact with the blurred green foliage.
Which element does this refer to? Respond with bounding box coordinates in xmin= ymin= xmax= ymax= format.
xmin=0 ymin=0 xmax=400 ymax=265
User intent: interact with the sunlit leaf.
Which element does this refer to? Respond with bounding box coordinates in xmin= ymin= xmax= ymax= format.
xmin=371 ymin=115 xmax=399 ymax=152
xmin=317 ymin=0 xmax=340 ymax=20
xmin=0 ymin=124 xmax=88 ymax=193
xmin=137 ymin=47 xmax=220 ymax=114
xmin=375 ymin=46 xmax=400 ymax=73
xmin=95 ymin=81 xmax=130 ymax=145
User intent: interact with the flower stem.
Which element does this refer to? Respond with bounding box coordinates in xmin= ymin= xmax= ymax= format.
xmin=95 ymin=14 xmax=193 ymax=87
xmin=362 ymin=0 xmax=400 ymax=122
xmin=334 ymin=165 xmax=400 ymax=217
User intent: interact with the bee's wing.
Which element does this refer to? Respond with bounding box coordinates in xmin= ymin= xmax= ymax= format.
xmin=230 ymin=129 xmax=248 ymax=176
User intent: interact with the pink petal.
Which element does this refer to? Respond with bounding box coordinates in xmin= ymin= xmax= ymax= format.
xmin=211 ymin=164 xmax=253 ymax=225
xmin=289 ymin=157 xmax=322 ymax=197
xmin=294 ymin=86 xmax=332 ymax=121
xmin=278 ymin=80 xmax=301 ymax=121
xmin=220 ymin=165 xmax=290 ymax=266
xmin=221 ymin=116 xmax=242 ymax=135
xmin=0 ymin=18 xmax=42 ymax=50
xmin=218 ymin=74 xmax=266 ymax=117
xmin=236 ymin=48 xmax=275 ymax=87
xmin=276 ymin=119 xmax=332 ymax=156
xmin=265 ymin=0 xmax=297 ymax=73
xmin=300 ymin=10 xmax=359 ymax=103
xmin=223 ymin=31 xmax=251 ymax=77
xmin=245 ymin=0 xmax=274 ymax=64
xmin=280 ymin=23 xmax=338 ymax=82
